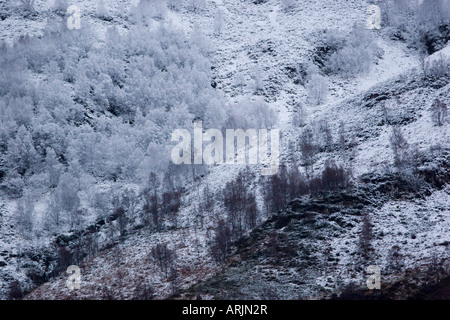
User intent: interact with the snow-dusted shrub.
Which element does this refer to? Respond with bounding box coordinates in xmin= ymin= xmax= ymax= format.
xmin=210 ymin=219 xmax=232 ymax=263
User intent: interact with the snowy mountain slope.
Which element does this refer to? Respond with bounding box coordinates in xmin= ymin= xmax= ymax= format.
xmin=0 ymin=0 xmax=448 ymax=300
xmin=183 ymin=182 xmax=450 ymax=300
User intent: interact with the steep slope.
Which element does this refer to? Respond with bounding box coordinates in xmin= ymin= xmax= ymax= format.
xmin=0 ymin=0 xmax=448 ymax=300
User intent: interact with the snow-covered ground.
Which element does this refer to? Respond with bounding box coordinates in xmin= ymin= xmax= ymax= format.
xmin=0 ymin=0 xmax=449 ymax=299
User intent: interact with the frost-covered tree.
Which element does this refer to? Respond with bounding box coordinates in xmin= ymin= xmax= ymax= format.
xmin=121 ymin=188 xmax=139 ymax=220
xmin=143 ymin=172 xmax=161 ymax=229
xmin=252 ymin=66 xmax=264 ymax=92
xmin=306 ymin=74 xmax=328 ymax=106
xmin=281 ymin=0 xmax=296 ymax=12
xmin=287 ymin=164 xmax=308 ymax=200
xmin=409 ymin=0 xmax=450 ymax=54
xmin=45 ymin=147 xmax=62 ymax=189
xmin=223 ymin=176 xmax=246 ymax=239
xmin=299 ymin=126 xmax=317 ymax=176
xmin=15 ymin=191 xmax=34 ymax=237
xmin=3 ymin=96 xmax=33 ymax=128
xmin=265 ymin=165 xmax=289 ymax=212
xmin=226 ymin=97 xmax=277 ymax=129
xmin=430 ymin=98 xmax=448 ymax=127
xmin=427 ymin=54 xmax=450 ymax=79
xmin=387 ymin=245 xmax=404 ymax=272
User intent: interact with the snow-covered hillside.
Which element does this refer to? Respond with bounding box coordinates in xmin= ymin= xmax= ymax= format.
xmin=0 ymin=0 xmax=449 ymax=300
